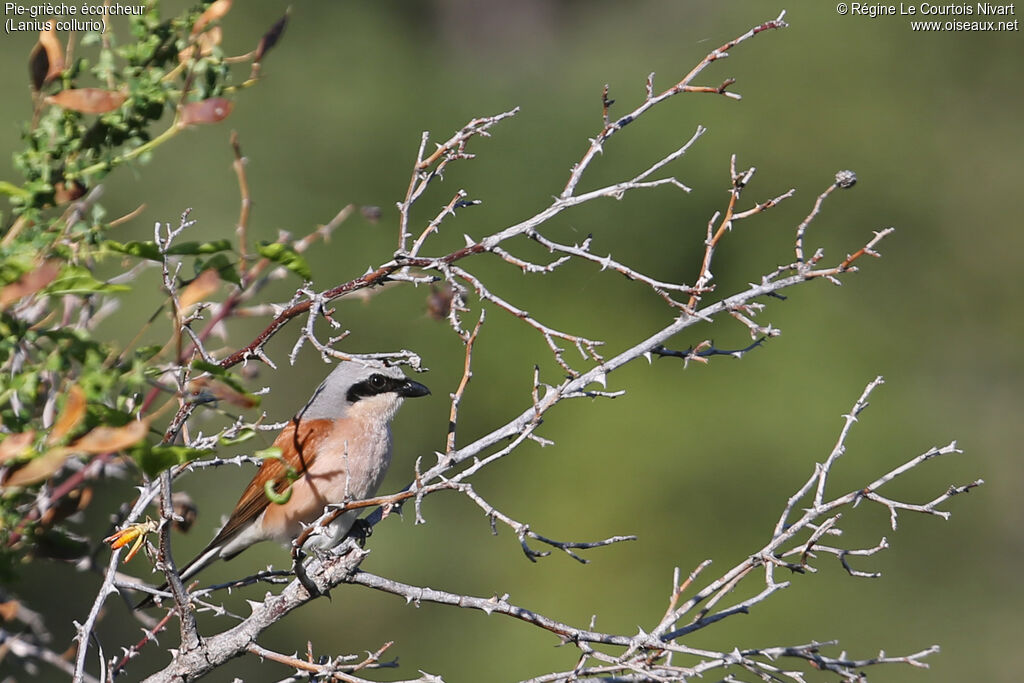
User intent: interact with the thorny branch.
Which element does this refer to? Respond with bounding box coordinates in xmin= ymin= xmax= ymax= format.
xmin=332 ymin=380 xmax=973 ymax=683
xmin=52 ymin=11 xmax=976 ymax=683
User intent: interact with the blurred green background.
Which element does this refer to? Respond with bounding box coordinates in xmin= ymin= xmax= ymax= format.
xmin=1 ymin=1 xmax=1021 ymax=681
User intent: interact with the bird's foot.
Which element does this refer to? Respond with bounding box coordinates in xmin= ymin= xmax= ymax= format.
xmin=348 ymin=518 xmax=373 ymax=548
xmin=292 ymin=550 xmax=331 ymax=601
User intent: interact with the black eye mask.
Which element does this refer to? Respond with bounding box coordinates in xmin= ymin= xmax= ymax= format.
xmin=346 ymin=374 xmax=430 ymax=403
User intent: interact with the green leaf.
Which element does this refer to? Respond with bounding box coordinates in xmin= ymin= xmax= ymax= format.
xmin=255 ymin=446 xmax=283 ymax=462
xmin=135 ymin=444 xmax=206 ymax=478
xmin=219 ymin=429 xmax=256 ymax=445
xmin=104 ymin=239 xmax=233 ymax=261
xmin=0 ymin=246 xmax=37 ymax=285
xmin=167 ymin=239 xmax=233 ymax=256
xmin=135 ymin=345 xmax=164 ymax=361
xmin=104 ymin=239 xmax=162 ymax=261
xmin=85 ymin=405 xmax=134 ymax=429
xmin=196 ymin=253 xmax=240 ymax=285
xmin=191 ymin=359 xmax=226 ymax=376
xmin=0 ymin=181 xmax=32 ymax=200
xmin=44 ymin=266 xmax=131 ymax=295
xmin=257 ymin=241 xmax=312 ymax=280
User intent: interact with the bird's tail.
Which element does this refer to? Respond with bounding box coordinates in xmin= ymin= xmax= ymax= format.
xmin=134 ymin=543 xmax=223 ymax=609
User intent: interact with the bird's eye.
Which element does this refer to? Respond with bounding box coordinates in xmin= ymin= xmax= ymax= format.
xmin=369 ymin=374 xmax=387 ymax=390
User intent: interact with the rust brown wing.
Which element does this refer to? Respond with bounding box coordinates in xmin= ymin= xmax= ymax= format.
xmin=134 ymin=420 xmax=325 ymax=608
xmin=205 ymin=419 xmax=320 ymax=554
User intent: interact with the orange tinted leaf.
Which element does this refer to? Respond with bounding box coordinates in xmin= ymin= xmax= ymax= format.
xmin=0 ymin=260 xmax=60 ymax=310
xmin=255 ymin=11 xmax=289 ymax=62
xmin=29 ymin=25 xmax=64 ymax=91
xmin=179 ymin=97 xmax=233 ymax=126
xmin=39 ymin=26 xmax=64 ymax=78
xmin=70 ymin=419 xmax=150 ymax=454
xmin=0 ymin=431 xmax=36 ymax=464
xmin=47 ymin=385 xmax=86 ymax=445
xmin=191 ymin=0 xmax=232 ymax=36
xmin=47 ymin=88 xmax=127 ymax=114
xmin=0 ymin=601 xmax=19 ymax=622
xmin=54 ymin=180 xmax=86 ymax=205
xmin=3 ymin=449 xmax=69 ymax=488
xmin=178 ymin=268 xmax=220 ymax=311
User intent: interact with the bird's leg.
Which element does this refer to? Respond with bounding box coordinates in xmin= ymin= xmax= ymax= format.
xmin=291 ymin=545 xmax=329 ymax=600
xmin=347 ymin=517 xmax=373 ymax=547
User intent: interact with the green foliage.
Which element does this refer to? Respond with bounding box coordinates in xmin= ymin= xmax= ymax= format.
xmin=219 ymin=428 xmax=256 ymax=445
xmin=105 ymin=238 xmax=235 ymax=261
xmin=257 ymin=241 xmax=313 ymax=280
xmin=135 ymin=444 xmax=205 ymax=479
xmin=194 ymin=251 xmax=241 ymax=284
xmin=0 ymin=0 xmax=289 ymax=574
xmin=45 ymin=265 xmax=132 ymax=295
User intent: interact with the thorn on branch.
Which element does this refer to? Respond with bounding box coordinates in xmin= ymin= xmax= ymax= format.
xmin=947 ymin=480 xmax=983 ymax=496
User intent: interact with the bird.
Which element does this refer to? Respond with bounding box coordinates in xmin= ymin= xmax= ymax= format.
xmin=137 ymin=361 xmax=430 ymax=608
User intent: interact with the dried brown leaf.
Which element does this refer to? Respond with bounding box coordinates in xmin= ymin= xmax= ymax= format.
xmin=179 ymin=268 xmax=221 ymax=311
xmin=0 ymin=260 xmax=60 ymax=310
xmin=29 ymin=45 xmax=49 ymax=92
xmin=0 ymin=601 xmax=20 ymax=622
xmin=0 ymin=431 xmax=36 ymax=464
xmin=28 ymin=25 xmax=64 ymax=91
xmin=46 ymin=88 xmax=127 ymax=114
xmin=191 ymin=0 xmax=232 ymax=36
xmin=255 ymin=11 xmax=289 ymax=62
xmin=29 ymin=47 xmax=46 ymax=92
xmin=54 ymin=180 xmax=86 ymax=205
xmin=3 ymin=449 xmax=69 ymax=488
xmin=69 ymin=419 xmax=150 ymax=454
xmin=179 ymin=97 xmax=233 ymax=126
xmin=47 ymin=385 xmax=87 ymax=446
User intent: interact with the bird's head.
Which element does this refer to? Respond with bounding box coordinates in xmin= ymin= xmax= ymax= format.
xmin=300 ymin=361 xmax=430 ymax=423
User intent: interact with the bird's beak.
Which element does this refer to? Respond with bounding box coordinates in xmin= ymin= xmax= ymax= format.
xmin=398 ymin=379 xmax=430 ymax=398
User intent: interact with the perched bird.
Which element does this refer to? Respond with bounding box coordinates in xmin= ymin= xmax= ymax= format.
xmin=138 ymin=361 xmax=429 ymax=607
